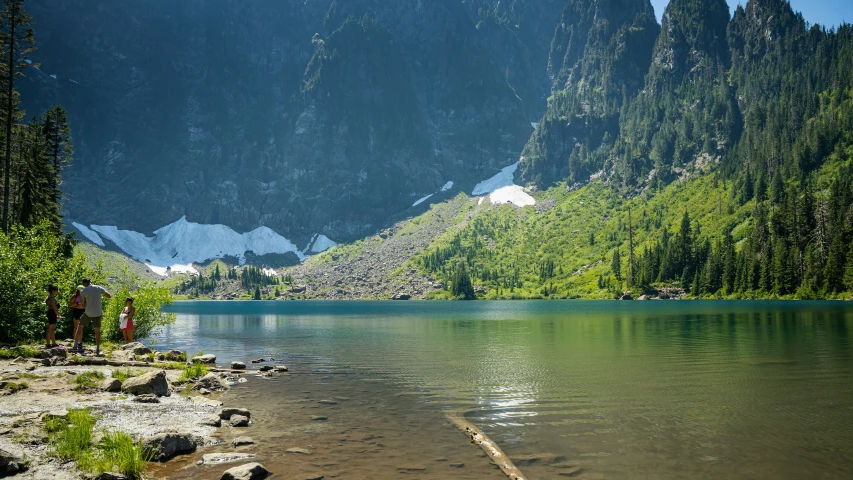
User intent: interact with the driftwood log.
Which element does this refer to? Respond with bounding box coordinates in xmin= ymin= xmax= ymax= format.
xmin=446 ymin=410 xmax=527 ymax=480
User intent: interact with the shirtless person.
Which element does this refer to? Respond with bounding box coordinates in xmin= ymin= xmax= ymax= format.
xmin=73 ymin=278 xmax=111 ymax=356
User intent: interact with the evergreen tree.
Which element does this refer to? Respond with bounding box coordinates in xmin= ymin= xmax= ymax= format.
xmin=611 ymin=248 xmax=621 ymax=281
xmin=253 ymin=286 xmax=261 ymax=300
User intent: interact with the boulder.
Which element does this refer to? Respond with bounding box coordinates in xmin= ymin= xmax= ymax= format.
xmin=142 ymin=432 xmax=198 ymax=462
xmin=231 ymin=362 xmax=246 ymax=370
xmin=192 ymin=354 xmax=216 ymax=364
xmin=232 ymin=436 xmax=254 ymax=447
xmin=273 ymin=365 xmax=288 ymax=372
xmin=200 ymin=414 xmax=222 ymax=427
xmin=122 ymin=370 xmax=170 ymax=396
xmin=109 ymin=350 xmax=136 ymax=362
xmin=193 ymin=373 xmax=229 ymax=392
xmin=258 ymin=365 xmax=273 ymax=372
xmin=229 ymin=415 xmax=250 ymax=427
xmin=122 ymin=342 xmax=152 ymax=355
xmin=102 ymin=378 xmax=122 ymax=392
xmin=165 ymin=350 xmax=185 ymax=361
xmin=41 ymin=347 xmax=67 ymax=359
xmin=220 ymin=462 xmax=269 ymax=480
xmin=40 ymin=410 xmax=68 ymax=422
xmin=219 ymin=408 xmax=251 ymax=420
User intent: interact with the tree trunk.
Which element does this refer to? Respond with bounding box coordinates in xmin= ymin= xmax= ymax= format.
xmin=1 ymin=4 xmax=16 ymax=232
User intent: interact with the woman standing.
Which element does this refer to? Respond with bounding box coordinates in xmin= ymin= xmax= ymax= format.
xmin=68 ymin=286 xmax=86 ymax=350
xmin=45 ymin=285 xmax=60 ymax=348
xmin=119 ymin=297 xmax=136 ymax=344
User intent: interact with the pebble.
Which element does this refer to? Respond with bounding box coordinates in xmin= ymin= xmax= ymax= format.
xmin=310 ymin=416 xmax=328 ymax=421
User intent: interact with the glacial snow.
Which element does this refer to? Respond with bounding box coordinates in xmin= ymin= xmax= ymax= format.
xmin=531 ymin=122 xmax=539 ymax=129
xmin=412 ymin=194 xmax=433 ymax=207
xmin=440 ymin=181 xmax=454 ymax=192
xmin=83 ymin=216 xmax=336 ymax=276
xmin=72 ymin=222 xmax=105 ymax=247
xmin=471 ymin=161 xmax=536 ymax=207
xmin=310 ymin=234 xmax=338 ymax=253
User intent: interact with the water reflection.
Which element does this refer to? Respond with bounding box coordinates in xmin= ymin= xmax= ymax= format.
xmin=156 ymin=301 xmax=853 ymax=479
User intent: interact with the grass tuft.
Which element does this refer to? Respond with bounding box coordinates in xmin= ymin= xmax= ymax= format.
xmin=1 ymin=381 xmax=29 ymax=393
xmin=46 ymin=408 xmax=151 ymax=479
xmin=111 ymin=369 xmax=141 ymax=382
xmin=180 ymin=362 xmax=209 ymax=381
xmin=0 ymin=345 xmax=41 ymax=359
xmin=74 ymin=371 xmax=105 ymax=392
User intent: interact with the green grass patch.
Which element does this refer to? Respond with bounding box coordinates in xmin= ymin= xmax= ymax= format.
xmin=46 ymin=408 xmax=151 ymax=479
xmin=69 ymin=355 xmax=88 ymax=365
xmin=15 ymin=372 xmax=40 ymax=379
xmin=1 ymin=381 xmax=29 ymax=393
xmin=110 ymin=369 xmax=142 ymax=382
xmin=0 ymin=345 xmax=41 ymax=359
xmin=180 ymin=362 xmax=209 ymax=381
xmin=74 ymin=371 xmax=105 ymax=392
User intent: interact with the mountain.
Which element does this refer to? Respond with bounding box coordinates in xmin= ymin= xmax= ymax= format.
xmin=20 ymin=0 xmax=562 ymax=247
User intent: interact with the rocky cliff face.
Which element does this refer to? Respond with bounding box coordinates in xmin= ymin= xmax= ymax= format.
xmin=21 ymin=0 xmax=562 ymax=244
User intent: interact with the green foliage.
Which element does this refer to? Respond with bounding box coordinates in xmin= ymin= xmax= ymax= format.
xmin=0 ymin=345 xmax=40 ymax=359
xmin=0 ymin=221 xmax=92 ymax=343
xmin=449 ymin=263 xmax=476 ymax=300
xmin=100 ymin=272 xmax=176 ymax=343
xmin=88 ymin=430 xmax=152 ymax=479
xmin=49 ymin=409 xmax=96 ymax=461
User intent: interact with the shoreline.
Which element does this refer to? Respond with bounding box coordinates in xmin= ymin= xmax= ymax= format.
xmin=1 ymin=342 xmax=536 ymax=480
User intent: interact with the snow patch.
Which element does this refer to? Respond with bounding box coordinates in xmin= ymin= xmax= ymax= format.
xmin=310 ymin=234 xmax=338 ymax=253
xmin=472 ymin=162 xmax=535 ymax=207
xmin=489 ymin=185 xmax=535 ymax=207
xmin=24 ymin=59 xmax=32 ymax=64
xmin=49 ymin=74 xmax=57 ymax=79
xmin=531 ymin=122 xmax=539 ymax=129
xmin=89 ymin=216 xmax=306 ymax=273
xmin=262 ymin=268 xmax=278 ymax=277
xmin=472 ymin=162 xmax=519 ymax=196
xmin=412 ymin=194 xmax=433 ymax=207
xmin=146 ymin=263 xmax=199 ymax=277
xmin=72 ymin=222 xmax=105 ymax=247
xmin=440 ymin=181 xmax=454 ymax=192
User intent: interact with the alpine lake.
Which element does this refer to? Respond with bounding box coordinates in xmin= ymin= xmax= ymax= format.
xmin=153 ymin=300 xmax=853 ymax=479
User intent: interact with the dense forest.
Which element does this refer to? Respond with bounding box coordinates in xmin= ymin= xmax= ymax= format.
xmin=418 ymin=0 xmax=853 ymax=300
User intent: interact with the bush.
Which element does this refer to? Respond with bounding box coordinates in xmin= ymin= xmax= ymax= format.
xmin=100 ymin=274 xmax=175 ymax=343
xmin=0 ymin=222 xmax=92 ymax=343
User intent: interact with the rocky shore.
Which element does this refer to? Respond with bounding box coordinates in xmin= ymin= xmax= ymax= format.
xmin=0 ymin=342 xmax=286 ymax=480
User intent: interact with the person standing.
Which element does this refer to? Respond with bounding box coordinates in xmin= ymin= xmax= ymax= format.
xmin=45 ymin=285 xmax=60 ymax=348
xmin=68 ymin=286 xmax=86 ymax=350
xmin=73 ymin=278 xmax=111 ymax=356
xmin=119 ymin=297 xmax=136 ymax=344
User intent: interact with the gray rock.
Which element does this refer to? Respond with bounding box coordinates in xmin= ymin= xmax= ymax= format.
xmin=40 ymin=410 xmax=68 ymax=421
xmin=300 ymin=476 xmax=324 ymax=480
xmin=164 ymin=349 xmax=185 ymax=361
xmin=0 ymin=448 xmax=27 ymax=475
xmin=310 ymin=416 xmax=327 ymax=421
xmin=109 ymin=350 xmax=136 ymax=362
xmin=122 ymin=370 xmax=170 ymax=396
xmin=122 ymin=342 xmax=152 ymax=355
xmin=231 ymin=361 xmax=246 ymax=370
xmin=192 ymin=354 xmax=216 ymax=364
xmin=229 ymin=415 xmax=250 ymax=427
xmin=232 ymin=436 xmax=254 ymax=447
xmin=93 ymin=473 xmax=128 ymax=480
xmin=219 ymin=408 xmax=251 ymax=420
xmin=102 ymin=378 xmax=122 ymax=392
xmin=202 ymin=452 xmax=256 ymax=464
xmin=142 ymin=432 xmax=198 ymax=462
xmin=220 ymin=462 xmax=269 ymax=480
xmin=258 ymin=365 xmax=273 ymax=372
xmin=273 ymin=365 xmax=288 ymax=372
xmin=193 ymin=373 xmax=229 ymax=392
xmin=200 ymin=414 xmax=222 ymax=427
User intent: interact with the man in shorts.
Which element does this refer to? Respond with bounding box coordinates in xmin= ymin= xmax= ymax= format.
xmin=73 ymin=278 xmax=111 ymax=356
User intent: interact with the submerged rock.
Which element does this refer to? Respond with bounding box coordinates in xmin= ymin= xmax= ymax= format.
xmin=142 ymin=432 xmax=198 ymax=462
xmin=231 ymin=362 xmax=246 ymax=370
xmin=202 ymin=452 xmax=256 ymax=464
xmin=122 ymin=370 xmax=170 ymax=396
xmin=194 ymin=373 xmax=229 ymax=392
xmin=229 ymin=415 xmax=250 ymax=427
xmin=219 ymin=408 xmax=251 ymax=420
xmin=232 ymin=436 xmax=254 ymax=447
xmin=220 ymin=462 xmax=269 ymax=480
xmin=200 ymin=414 xmax=222 ymax=427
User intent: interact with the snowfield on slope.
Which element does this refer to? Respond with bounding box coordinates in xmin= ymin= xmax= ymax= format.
xmin=80 ymin=216 xmax=337 ymax=276
xmin=471 ymin=162 xmax=535 ymax=207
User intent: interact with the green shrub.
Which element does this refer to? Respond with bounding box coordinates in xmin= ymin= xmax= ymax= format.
xmin=85 ymin=430 xmax=152 ymax=479
xmin=100 ymin=277 xmax=176 ymax=343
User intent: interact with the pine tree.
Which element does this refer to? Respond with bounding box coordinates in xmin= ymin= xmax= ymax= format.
xmin=611 ymin=248 xmax=622 ymax=281
xmin=0 ymin=0 xmax=36 ymax=233
xmin=253 ymin=286 xmax=261 ymax=300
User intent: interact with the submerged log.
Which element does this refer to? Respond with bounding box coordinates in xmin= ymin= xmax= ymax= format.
xmin=446 ymin=411 xmax=527 ymax=480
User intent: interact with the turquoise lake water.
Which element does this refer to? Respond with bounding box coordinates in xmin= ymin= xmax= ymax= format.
xmin=157 ymin=300 xmax=853 ymax=479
